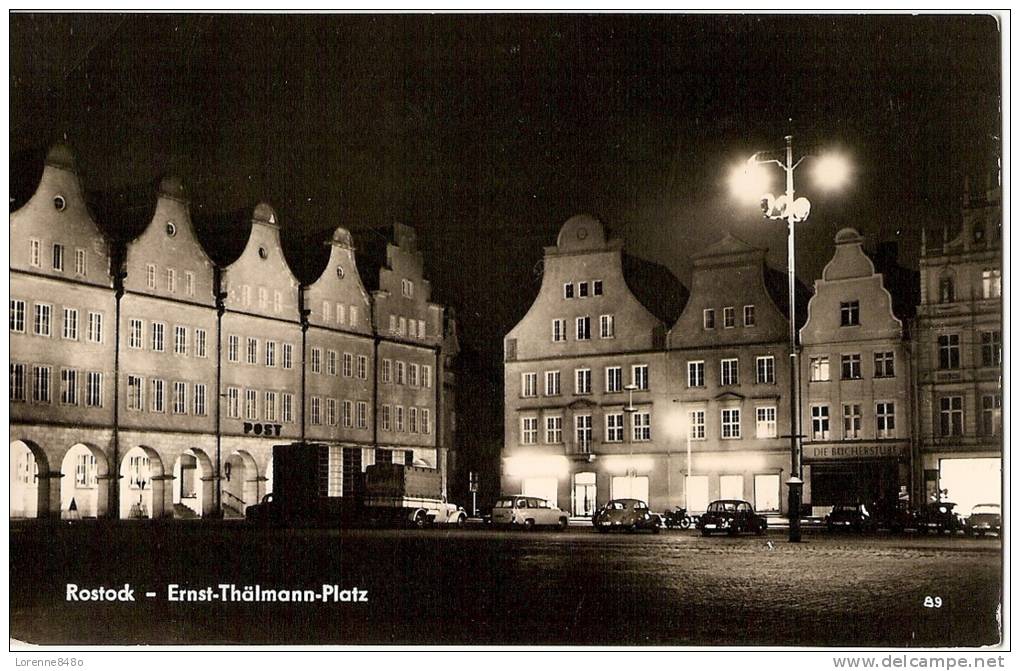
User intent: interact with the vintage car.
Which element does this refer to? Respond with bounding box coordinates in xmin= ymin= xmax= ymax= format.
xmin=915 ymin=501 xmax=963 ymax=535
xmin=592 ymin=499 xmax=662 ymax=534
xmin=825 ymin=504 xmax=872 ymax=532
xmin=964 ymin=504 xmax=1001 ymax=537
xmin=697 ymin=499 xmax=768 ymax=536
xmin=491 ymin=495 xmax=569 ymax=530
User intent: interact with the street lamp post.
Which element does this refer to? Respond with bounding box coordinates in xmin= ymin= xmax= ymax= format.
xmin=732 ymin=135 xmax=849 ymax=543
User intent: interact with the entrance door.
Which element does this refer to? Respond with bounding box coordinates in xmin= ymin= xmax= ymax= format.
xmin=939 ymin=458 xmax=1001 ymax=515
xmin=573 ymin=472 xmax=597 ymax=516
xmin=720 ymin=474 xmax=744 ymax=500
xmin=522 ymin=477 xmax=558 ymax=507
xmin=611 ymin=475 xmax=649 ymax=503
xmin=754 ymin=474 xmax=780 ymax=513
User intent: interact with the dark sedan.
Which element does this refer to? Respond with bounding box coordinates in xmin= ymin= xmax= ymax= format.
xmin=915 ymin=501 xmax=963 ymax=535
xmin=697 ymin=499 xmax=768 ymax=536
xmin=825 ymin=504 xmax=872 ymax=532
xmin=593 ymin=499 xmax=662 ymax=533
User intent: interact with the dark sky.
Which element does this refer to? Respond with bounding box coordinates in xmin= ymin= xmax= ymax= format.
xmin=10 ymin=14 xmax=1002 ymax=366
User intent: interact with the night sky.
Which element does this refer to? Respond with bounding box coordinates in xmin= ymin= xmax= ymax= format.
xmin=10 ymin=13 xmax=1002 ymax=368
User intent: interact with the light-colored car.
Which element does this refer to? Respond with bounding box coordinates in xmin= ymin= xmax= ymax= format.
xmin=491 ymin=495 xmax=569 ymax=531
xmin=964 ymin=504 xmax=1001 ymax=537
xmin=593 ymin=499 xmax=662 ymax=534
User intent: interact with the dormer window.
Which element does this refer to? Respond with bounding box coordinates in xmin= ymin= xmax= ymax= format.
xmin=593 ymin=280 xmax=603 ymax=296
xmin=564 ymin=283 xmax=574 ymax=299
xmin=578 ymin=281 xmax=589 ymax=298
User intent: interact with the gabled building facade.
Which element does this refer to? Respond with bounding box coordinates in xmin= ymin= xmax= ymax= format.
xmin=799 ymin=228 xmax=912 ymax=513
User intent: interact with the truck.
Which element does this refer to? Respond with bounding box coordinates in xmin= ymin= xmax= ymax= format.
xmin=246 ymin=442 xmax=466 ymax=528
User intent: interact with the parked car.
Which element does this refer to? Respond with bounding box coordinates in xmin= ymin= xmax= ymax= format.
xmin=964 ymin=503 xmax=1001 ymax=537
xmin=868 ymin=500 xmax=915 ymax=533
xmin=697 ymin=499 xmax=768 ymax=536
xmin=491 ymin=495 xmax=569 ymax=531
xmin=825 ymin=504 xmax=872 ymax=532
xmin=593 ymin=499 xmax=662 ymax=534
xmin=915 ymin=501 xmax=963 ymax=535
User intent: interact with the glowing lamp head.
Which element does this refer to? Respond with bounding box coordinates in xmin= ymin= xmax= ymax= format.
xmin=812 ymin=153 xmax=851 ymax=190
xmin=729 ymin=158 xmax=773 ymax=205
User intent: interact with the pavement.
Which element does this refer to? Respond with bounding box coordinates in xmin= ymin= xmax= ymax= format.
xmin=10 ymin=521 xmax=1003 ymax=647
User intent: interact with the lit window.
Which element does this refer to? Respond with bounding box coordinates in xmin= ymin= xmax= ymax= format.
xmin=755 ymin=407 xmax=777 ymax=439
xmin=689 ymin=411 xmax=705 ymax=439
xmin=810 ymin=357 xmax=830 ymax=382
xmin=811 ymin=405 xmax=830 ymax=440
xmin=982 ymin=269 xmax=1001 ymax=299
xmin=876 ymin=402 xmax=895 ymax=438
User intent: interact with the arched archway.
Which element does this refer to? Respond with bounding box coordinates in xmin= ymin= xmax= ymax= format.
xmin=223 ymin=450 xmax=260 ymax=516
xmin=119 ymin=446 xmax=166 ymax=519
xmin=172 ymin=448 xmax=215 ymax=518
xmin=60 ymin=443 xmax=110 ymax=519
xmin=10 ymin=440 xmax=49 ymax=518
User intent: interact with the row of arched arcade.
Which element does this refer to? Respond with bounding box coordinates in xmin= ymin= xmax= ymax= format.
xmin=10 ymin=440 xmax=272 ymax=520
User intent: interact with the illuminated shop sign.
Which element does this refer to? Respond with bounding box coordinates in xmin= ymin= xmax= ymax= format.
xmin=805 ymin=444 xmax=907 ymax=460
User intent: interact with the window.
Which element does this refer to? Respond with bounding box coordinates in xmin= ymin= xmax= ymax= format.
xmin=419 ymin=407 xmax=429 ymax=433
xmin=127 ymin=375 xmax=143 ymax=410
xmin=241 ymin=285 xmax=251 ymax=306
xmin=33 ymin=304 xmax=52 ymax=336
xmin=546 ymin=416 xmax=563 ymax=444
xmin=874 ymin=351 xmax=895 ymax=378
xmin=876 ymin=402 xmax=895 ymax=438
xmin=422 ymin=364 xmax=432 ymax=388
xmin=744 ymin=305 xmax=756 ymax=327
xmin=564 ymin=283 xmax=574 ymax=299
xmin=226 ymin=387 xmax=240 ymax=418
xmin=354 ymin=401 xmax=367 ymax=429
xmin=10 ymin=299 xmax=25 ymax=333
xmin=381 ymin=405 xmax=392 ymax=431
xmin=632 ymin=364 xmax=649 ymax=390
xmin=264 ymin=391 xmax=278 ymax=422
xmin=417 ymin=320 xmax=426 ymax=338
xmin=521 ymin=417 xmax=538 ymax=444
xmin=840 ymin=300 xmax=860 ymax=326
xmin=687 ymin=361 xmax=705 ymax=388
xmin=723 ymin=306 xmax=735 ymax=328
xmin=173 ymin=381 xmax=187 ymax=414
xmin=552 ymin=319 xmax=567 ymax=342
xmin=396 ymin=361 xmax=406 ymax=385
xmin=689 ymin=410 xmax=706 ymax=439
xmin=578 ymin=281 xmax=589 ymax=298
xmin=310 ymin=396 xmax=321 ymax=425
xmin=382 ymin=359 xmax=393 ymax=384
xmin=981 ymin=331 xmax=1002 ymax=367
xmin=408 ymin=320 xmax=417 ymax=338
xmin=52 ymin=243 xmax=64 ymax=271
xmin=721 ymin=358 xmax=739 ymax=386
xmin=605 ymin=366 xmax=622 ymax=393
xmin=981 ymin=394 xmax=1002 ymax=436
xmin=939 ymin=396 xmax=963 ymax=437
xmin=755 ymin=407 xmax=777 ymax=439
xmin=30 ymin=239 xmax=40 ymax=267
xmin=545 ymin=370 xmax=561 ymax=396
xmin=166 ymin=268 xmax=176 ymax=293
xmin=721 ymin=409 xmax=740 ymax=439
xmin=10 ymin=363 xmax=27 ymax=402
xmin=755 ymin=356 xmax=775 ymax=384
xmin=336 ymin=304 xmax=345 ymax=325
xmin=75 ymin=248 xmax=86 ymax=276
xmin=151 ymin=378 xmax=166 ymax=413
xmin=575 ymin=368 xmax=591 ymax=395
xmin=146 ymin=264 xmax=156 ymax=290
xmin=151 ymin=322 xmax=165 ymax=352
xmin=939 ymin=276 xmax=955 ymax=303
xmin=86 ymin=371 xmax=103 ymax=408
xmin=389 ymin=315 xmax=398 ymax=334
xmin=982 ymin=269 xmax=1001 ymax=299
xmin=185 ymin=272 xmax=194 ymax=296
xmin=62 ymin=308 xmax=78 ymax=340
xmin=600 ymin=314 xmax=615 ymax=338
xmin=343 ymin=352 xmax=353 ymax=378
xmin=398 ymin=317 xmax=407 ymax=336
xmin=605 ymin=413 xmax=624 ymax=442
xmin=321 ymin=349 xmax=334 ymax=375
xmin=310 ymin=347 xmax=322 ymax=374
xmin=282 ymin=393 xmax=294 ymax=423
xmin=703 ymin=309 xmax=715 ymax=329
xmin=811 ymin=405 xmax=830 ymax=440
xmin=810 ymin=356 xmax=830 ymax=382
xmin=194 ymin=384 xmax=207 ymax=416
xmin=632 ymin=412 xmax=651 ymax=441
xmin=282 ymin=343 xmax=293 ymax=369
xmin=576 ymin=316 xmax=591 ymax=340
xmin=266 ymin=341 xmax=277 ymax=367
xmin=521 ymin=372 xmax=538 ymax=397
xmin=576 ymin=414 xmax=593 ymax=451
xmin=395 ymin=406 xmax=405 ymax=432
xmin=274 ymin=291 xmax=282 ymax=313
xmin=75 ymin=453 xmax=97 ymax=488
xmin=227 ymin=335 xmax=239 ymax=362
xmin=247 ymin=338 xmax=260 ymax=366
xmin=938 ymin=334 xmax=960 ymax=370
xmin=174 ymin=325 xmax=187 ymax=355
xmin=326 ymin=398 xmax=338 ymax=425
xmin=357 ymin=355 xmax=368 ymax=379
xmin=402 ymin=278 xmax=414 ymax=298
xmin=842 ymin=403 xmax=862 ymax=439
xmin=323 ymin=301 xmax=331 ymax=322
xmin=33 ymin=365 xmax=52 ymax=403
xmin=841 ymin=354 xmax=862 ymax=380
xmin=87 ymin=312 xmax=103 ymax=343
xmin=258 ymin=287 xmax=268 ymax=309
xmin=593 ymin=280 xmax=603 ymax=296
